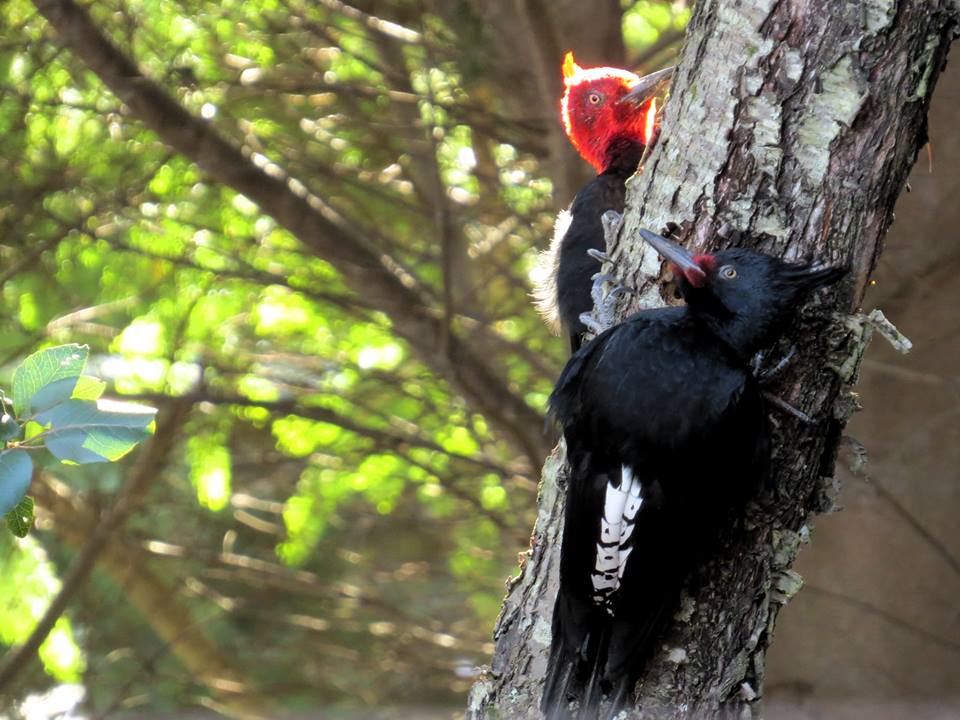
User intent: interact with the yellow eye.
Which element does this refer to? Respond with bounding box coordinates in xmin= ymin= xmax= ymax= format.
xmin=720 ymin=265 xmax=737 ymax=280
xmin=588 ymin=92 xmax=602 ymax=105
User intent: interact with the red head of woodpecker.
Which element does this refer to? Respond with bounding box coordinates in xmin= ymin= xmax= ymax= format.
xmin=560 ymin=52 xmax=674 ymax=173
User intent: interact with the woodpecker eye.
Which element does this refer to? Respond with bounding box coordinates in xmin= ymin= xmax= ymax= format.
xmin=588 ymin=92 xmax=603 ymax=105
xmin=719 ymin=265 xmax=737 ymax=280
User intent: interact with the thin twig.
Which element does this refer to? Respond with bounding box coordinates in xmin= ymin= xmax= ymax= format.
xmin=805 ymin=584 xmax=960 ymax=655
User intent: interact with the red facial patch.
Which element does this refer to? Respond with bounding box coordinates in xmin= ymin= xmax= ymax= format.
xmin=692 ymin=254 xmax=717 ymax=273
xmin=669 ymin=254 xmax=714 ymax=288
xmin=669 ymin=264 xmax=707 ymax=288
xmin=560 ymin=53 xmax=652 ymax=173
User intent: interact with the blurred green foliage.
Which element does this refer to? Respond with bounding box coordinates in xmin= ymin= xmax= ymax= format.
xmin=0 ymin=534 xmax=86 ymax=683
xmin=0 ymin=0 xmax=684 ymax=714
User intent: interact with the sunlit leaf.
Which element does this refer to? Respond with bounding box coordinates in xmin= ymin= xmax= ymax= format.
xmin=0 ymin=413 xmax=23 ymax=442
xmin=0 ymin=449 xmax=33 ymax=515
xmin=12 ymin=344 xmax=88 ymax=417
xmin=34 ymin=399 xmax=156 ymax=464
xmin=6 ymin=495 xmax=34 ymax=537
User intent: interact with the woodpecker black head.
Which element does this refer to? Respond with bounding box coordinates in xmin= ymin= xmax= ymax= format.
xmin=639 ymin=229 xmax=847 ymax=357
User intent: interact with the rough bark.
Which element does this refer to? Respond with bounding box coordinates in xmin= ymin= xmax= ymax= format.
xmin=468 ymin=0 xmax=957 ymax=717
xmin=31 ymin=0 xmax=550 ymax=467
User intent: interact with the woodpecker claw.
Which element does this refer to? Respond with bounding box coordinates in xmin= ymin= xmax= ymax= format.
xmin=591 ymin=272 xmax=618 ymax=286
xmin=580 ymin=230 xmax=638 ymax=336
xmin=579 ymin=310 xmax=607 ymax=335
xmin=755 ymin=345 xmax=798 ymax=383
xmin=762 ymin=391 xmax=813 ymax=424
xmin=587 ymin=248 xmax=609 ymax=263
xmin=601 ymin=210 xmax=623 ymax=240
xmin=583 ymin=280 xmax=633 ymax=335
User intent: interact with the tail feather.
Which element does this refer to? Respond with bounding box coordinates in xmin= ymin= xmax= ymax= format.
xmin=542 ymin=462 xmax=694 ymax=718
xmin=578 ymin=629 xmax=610 ymax=719
xmin=542 ymin=590 xmax=596 ymax=719
xmin=542 ymin=583 xmax=680 ymax=719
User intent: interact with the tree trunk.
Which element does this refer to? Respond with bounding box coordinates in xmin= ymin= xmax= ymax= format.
xmin=468 ymin=0 xmax=957 ymax=717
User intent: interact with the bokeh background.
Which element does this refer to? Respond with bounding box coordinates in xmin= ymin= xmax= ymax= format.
xmin=0 ymin=1 xmax=956 ymax=718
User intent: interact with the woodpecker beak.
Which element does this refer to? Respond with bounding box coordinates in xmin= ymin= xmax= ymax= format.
xmin=639 ymin=229 xmax=707 ymax=286
xmin=619 ymin=66 xmax=675 ymax=107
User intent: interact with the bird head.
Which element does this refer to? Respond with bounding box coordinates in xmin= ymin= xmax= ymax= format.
xmin=639 ymin=229 xmax=848 ymax=356
xmin=560 ymin=52 xmax=673 ymax=173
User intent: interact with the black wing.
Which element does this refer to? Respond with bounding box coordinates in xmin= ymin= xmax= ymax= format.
xmin=543 ymin=308 xmax=769 ymax=717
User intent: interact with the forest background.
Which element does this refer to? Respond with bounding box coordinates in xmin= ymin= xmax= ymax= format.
xmin=0 ymin=0 xmax=957 ymax=717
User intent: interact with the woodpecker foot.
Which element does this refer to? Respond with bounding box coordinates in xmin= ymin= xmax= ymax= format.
xmin=580 ymin=273 xmax=633 ymax=335
xmin=762 ymin=391 xmax=813 ymax=424
xmin=600 ymin=210 xmax=623 ymax=245
xmin=579 ymin=213 xmax=635 ymax=335
xmin=753 ymin=345 xmax=797 ymax=383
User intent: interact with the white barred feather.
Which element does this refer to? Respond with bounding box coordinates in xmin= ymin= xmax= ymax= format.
xmin=591 ymin=465 xmax=644 ymax=608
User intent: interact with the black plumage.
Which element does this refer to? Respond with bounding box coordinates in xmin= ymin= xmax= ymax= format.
xmin=532 ymin=59 xmax=673 ymax=353
xmin=554 ymin=143 xmax=644 ymax=353
xmin=541 ymin=230 xmax=846 ymax=718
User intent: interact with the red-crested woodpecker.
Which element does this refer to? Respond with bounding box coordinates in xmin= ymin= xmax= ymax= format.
xmin=532 ymin=53 xmax=673 ymax=352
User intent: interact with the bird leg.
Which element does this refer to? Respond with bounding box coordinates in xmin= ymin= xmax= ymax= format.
xmin=579 ymin=212 xmax=635 ymax=335
xmin=586 ymin=247 xmax=609 ymax=264
xmin=752 ymin=345 xmax=813 ymax=423
xmin=579 ymin=273 xmax=632 ymax=335
xmin=752 ymin=345 xmax=797 ymax=382
xmin=761 ymin=391 xmax=813 ymax=424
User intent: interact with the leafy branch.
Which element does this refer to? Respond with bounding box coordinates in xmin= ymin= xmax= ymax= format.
xmin=0 ymin=344 xmax=158 ymax=536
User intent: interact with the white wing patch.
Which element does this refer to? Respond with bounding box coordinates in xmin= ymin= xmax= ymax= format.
xmin=530 ymin=208 xmax=572 ymax=333
xmin=591 ymin=465 xmax=643 ymax=613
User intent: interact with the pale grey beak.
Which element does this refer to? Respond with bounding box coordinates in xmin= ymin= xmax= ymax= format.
xmin=618 ymin=66 xmax=675 ymax=107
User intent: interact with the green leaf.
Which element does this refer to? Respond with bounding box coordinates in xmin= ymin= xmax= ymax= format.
xmin=6 ymin=496 xmax=34 ymax=537
xmin=12 ymin=344 xmax=89 ymax=417
xmin=30 ymin=375 xmax=106 ymax=413
xmin=29 ymin=377 xmax=79 ymax=414
xmin=0 ymin=449 xmax=34 ymax=515
xmin=72 ymin=375 xmax=107 ymax=401
xmin=0 ymin=413 xmax=23 ymax=442
xmin=35 ymin=399 xmax=156 ymax=464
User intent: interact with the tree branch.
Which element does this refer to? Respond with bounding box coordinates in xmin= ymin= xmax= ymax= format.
xmin=31 ymin=0 xmax=550 ymax=466
xmin=30 ymin=474 xmax=272 ymax=719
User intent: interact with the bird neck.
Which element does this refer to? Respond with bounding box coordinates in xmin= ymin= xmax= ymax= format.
xmin=692 ymin=309 xmax=776 ymax=362
xmin=598 ymin=135 xmax=646 ymax=176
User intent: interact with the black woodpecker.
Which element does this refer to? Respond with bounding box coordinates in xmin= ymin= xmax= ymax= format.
xmin=541 ymin=228 xmax=847 ymax=718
